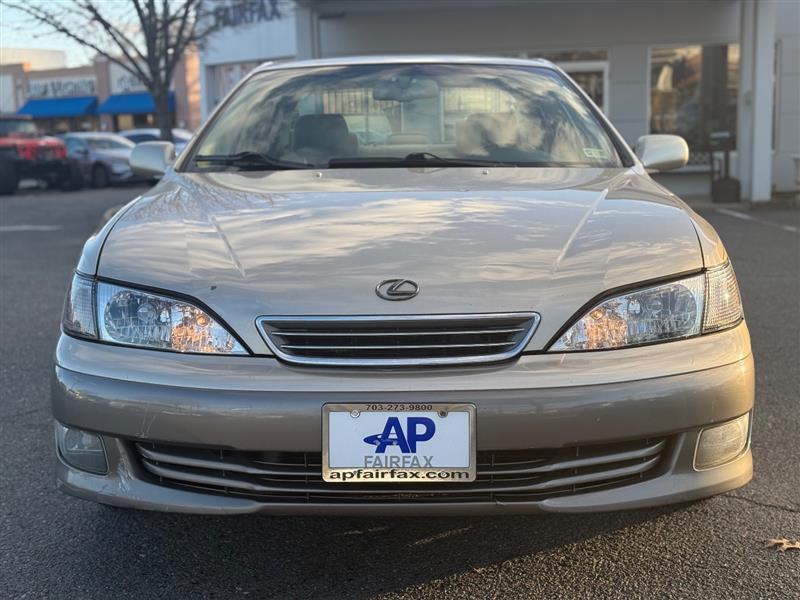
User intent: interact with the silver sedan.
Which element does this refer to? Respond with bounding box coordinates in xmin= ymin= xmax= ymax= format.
xmin=53 ymin=56 xmax=753 ymax=515
xmin=62 ymin=132 xmax=142 ymax=188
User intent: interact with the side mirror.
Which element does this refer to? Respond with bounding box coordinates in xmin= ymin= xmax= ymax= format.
xmin=635 ymin=134 xmax=689 ymax=172
xmin=130 ymin=141 xmax=175 ymax=177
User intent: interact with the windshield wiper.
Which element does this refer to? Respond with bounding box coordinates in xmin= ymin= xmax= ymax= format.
xmin=328 ymin=152 xmax=508 ymax=169
xmin=193 ymin=151 xmax=313 ymax=171
xmin=405 ymin=152 xmax=507 ymax=166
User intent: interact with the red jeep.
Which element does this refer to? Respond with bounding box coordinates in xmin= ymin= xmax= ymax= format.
xmin=0 ymin=115 xmax=82 ymax=195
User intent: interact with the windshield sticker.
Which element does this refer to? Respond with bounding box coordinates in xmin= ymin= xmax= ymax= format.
xmin=583 ymin=148 xmax=609 ymax=160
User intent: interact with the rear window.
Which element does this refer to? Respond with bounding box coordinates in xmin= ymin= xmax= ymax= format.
xmin=187 ymin=63 xmax=626 ymax=171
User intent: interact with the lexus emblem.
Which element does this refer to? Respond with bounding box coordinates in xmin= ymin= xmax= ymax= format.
xmin=375 ymin=278 xmax=419 ymax=301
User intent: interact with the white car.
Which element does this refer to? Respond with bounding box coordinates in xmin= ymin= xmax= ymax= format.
xmin=118 ymin=128 xmax=193 ymax=154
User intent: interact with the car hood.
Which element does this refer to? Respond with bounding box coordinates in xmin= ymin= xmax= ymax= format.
xmin=96 ymin=167 xmax=703 ymax=352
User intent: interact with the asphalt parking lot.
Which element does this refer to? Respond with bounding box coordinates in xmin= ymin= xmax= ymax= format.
xmin=1 ymin=185 xmax=798 ymax=599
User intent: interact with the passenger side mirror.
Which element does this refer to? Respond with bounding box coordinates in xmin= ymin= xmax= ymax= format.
xmin=130 ymin=141 xmax=175 ymax=177
xmin=635 ymin=134 xmax=689 ymax=172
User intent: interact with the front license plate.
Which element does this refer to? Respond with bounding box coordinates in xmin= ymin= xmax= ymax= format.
xmin=323 ymin=403 xmax=476 ymax=483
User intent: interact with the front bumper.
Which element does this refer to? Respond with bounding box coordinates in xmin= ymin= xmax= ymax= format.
xmin=108 ymin=167 xmax=144 ymax=185
xmin=51 ymin=323 xmax=755 ymax=514
xmin=16 ymin=158 xmax=70 ymax=181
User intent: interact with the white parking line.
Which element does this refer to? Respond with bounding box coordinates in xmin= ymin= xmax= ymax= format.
xmin=714 ymin=208 xmax=799 ymax=233
xmin=0 ymin=225 xmax=63 ymax=232
xmin=714 ymin=208 xmax=755 ymax=221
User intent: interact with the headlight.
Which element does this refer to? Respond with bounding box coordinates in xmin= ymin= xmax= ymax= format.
xmin=62 ymin=274 xmax=246 ymax=354
xmin=550 ymin=262 xmax=742 ymax=351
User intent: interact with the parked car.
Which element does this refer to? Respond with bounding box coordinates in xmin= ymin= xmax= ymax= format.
xmin=61 ymin=132 xmax=142 ymax=188
xmin=0 ymin=115 xmax=82 ymax=194
xmin=54 ymin=56 xmax=753 ymax=514
xmin=119 ymin=128 xmax=193 ymax=154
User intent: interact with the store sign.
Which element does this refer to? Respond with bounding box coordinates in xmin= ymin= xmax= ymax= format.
xmin=213 ymin=0 xmax=283 ymax=29
xmin=110 ymin=62 xmax=148 ymax=94
xmin=114 ymin=72 xmax=147 ymax=94
xmin=27 ymin=77 xmax=96 ymax=98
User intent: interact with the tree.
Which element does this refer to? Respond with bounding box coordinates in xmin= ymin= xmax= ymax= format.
xmin=5 ymin=0 xmax=220 ymax=142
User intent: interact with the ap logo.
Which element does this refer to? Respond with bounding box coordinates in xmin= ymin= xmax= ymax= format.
xmin=363 ymin=417 xmax=436 ymax=453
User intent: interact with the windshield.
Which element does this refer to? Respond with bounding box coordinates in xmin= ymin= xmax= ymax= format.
xmin=0 ymin=120 xmax=37 ymax=136
xmin=187 ymin=64 xmax=626 ymax=171
xmin=85 ymin=136 xmax=135 ymax=150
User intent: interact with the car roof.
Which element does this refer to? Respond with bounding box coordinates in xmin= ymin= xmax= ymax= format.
xmin=253 ymin=55 xmax=559 ymax=73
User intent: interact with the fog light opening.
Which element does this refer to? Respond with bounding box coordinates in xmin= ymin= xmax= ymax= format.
xmin=55 ymin=422 xmax=108 ymax=475
xmin=694 ymin=413 xmax=750 ymax=470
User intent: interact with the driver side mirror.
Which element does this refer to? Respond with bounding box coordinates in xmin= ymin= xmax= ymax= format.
xmin=130 ymin=141 xmax=175 ymax=177
xmin=635 ymin=134 xmax=689 ymax=172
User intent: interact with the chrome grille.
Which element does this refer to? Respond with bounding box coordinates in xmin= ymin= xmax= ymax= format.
xmin=257 ymin=313 xmax=540 ymax=366
xmin=135 ymin=438 xmax=668 ymax=504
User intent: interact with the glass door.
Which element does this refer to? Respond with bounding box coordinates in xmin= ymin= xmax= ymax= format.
xmin=558 ymin=61 xmax=609 ymax=114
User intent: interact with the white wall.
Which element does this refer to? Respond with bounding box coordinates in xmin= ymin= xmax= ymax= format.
xmin=201 ymin=11 xmax=296 ymax=67
xmin=773 ymin=0 xmax=800 ymax=192
xmin=0 ymin=73 xmax=16 ymax=112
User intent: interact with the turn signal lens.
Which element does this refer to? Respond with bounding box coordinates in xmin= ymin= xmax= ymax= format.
xmin=96 ymin=282 xmax=246 ymax=354
xmin=703 ymin=262 xmax=743 ymax=333
xmin=694 ymin=413 xmax=750 ymax=470
xmin=62 ymin=273 xmax=97 ymax=338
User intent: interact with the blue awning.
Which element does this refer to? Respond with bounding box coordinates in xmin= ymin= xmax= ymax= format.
xmin=16 ymin=96 xmax=97 ymax=118
xmin=96 ymin=91 xmax=175 ymax=115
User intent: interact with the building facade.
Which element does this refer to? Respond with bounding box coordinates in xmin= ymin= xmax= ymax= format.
xmin=198 ymin=0 xmax=799 ymax=202
xmin=0 ymin=47 xmax=66 ymax=70
xmin=199 ymin=0 xmax=296 ymax=112
xmin=0 ymin=52 xmax=201 ymax=134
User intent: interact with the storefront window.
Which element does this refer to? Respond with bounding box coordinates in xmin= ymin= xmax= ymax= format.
xmin=114 ymin=113 xmax=155 ymax=131
xmin=519 ymin=50 xmax=608 ymax=112
xmin=210 ymin=61 xmax=263 ymax=105
xmin=30 ymin=117 xmax=98 ymax=135
xmin=650 ymin=44 xmax=739 ymax=156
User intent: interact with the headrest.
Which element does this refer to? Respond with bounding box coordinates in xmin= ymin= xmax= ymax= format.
xmin=292 ymin=114 xmax=355 ymax=155
xmin=456 ymin=113 xmax=519 ymax=155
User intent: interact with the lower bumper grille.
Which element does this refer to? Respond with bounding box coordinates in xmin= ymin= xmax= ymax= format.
xmin=134 ymin=437 xmax=669 ymax=504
